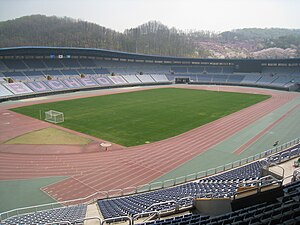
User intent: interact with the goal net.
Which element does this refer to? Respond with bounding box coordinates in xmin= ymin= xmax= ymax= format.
xmin=45 ymin=110 xmax=64 ymax=124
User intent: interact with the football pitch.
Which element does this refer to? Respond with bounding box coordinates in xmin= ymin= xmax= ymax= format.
xmin=11 ymin=88 xmax=270 ymax=146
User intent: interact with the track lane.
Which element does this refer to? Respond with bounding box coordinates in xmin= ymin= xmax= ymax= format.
xmin=0 ymin=86 xmax=298 ymax=201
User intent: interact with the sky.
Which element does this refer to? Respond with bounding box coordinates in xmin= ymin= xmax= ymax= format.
xmin=0 ymin=0 xmax=299 ymax=32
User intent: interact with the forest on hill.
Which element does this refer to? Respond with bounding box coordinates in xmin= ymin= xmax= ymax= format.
xmin=0 ymin=15 xmax=299 ymax=58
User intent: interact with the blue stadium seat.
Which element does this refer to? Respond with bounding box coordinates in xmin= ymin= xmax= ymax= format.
xmin=98 ymin=161 xmax=266 ymax=220
xmin=3 ymin=204 xmax=87 ymax=225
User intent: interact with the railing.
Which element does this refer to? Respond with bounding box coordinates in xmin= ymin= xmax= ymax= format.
xmin=128 ymin=137 xmax=299 ymax=194
xmin=233 ymin=175 xmax=283 ymax=200
xmin=102 ymin=215 xmax=131 ymax=225
xmin=133 ymin=211 xmax=160 ymax=224
xmin=145 ymin=200 xmax=177 ymax=212
xmin=0 ymin=190 xmax=107 ymax=221
xmin=45 ymin=221 xmax=72 ymax=225
xmin=79 ymin=217 xmax=103 ymax=225
xmin=1 ymin=137 xmax=300 ymax=222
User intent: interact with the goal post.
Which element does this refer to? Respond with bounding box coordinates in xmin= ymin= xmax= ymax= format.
xmin=45 ymin=110 xmax=64 ymax=124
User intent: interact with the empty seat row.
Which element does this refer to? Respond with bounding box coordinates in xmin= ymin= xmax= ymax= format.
xmin=2 ymin=204 xmax=87 ymax=225
xmin=138 ymin=180 xmax=300 ymax=225
xmin=98 ymin=161 xmax=266 ymax=219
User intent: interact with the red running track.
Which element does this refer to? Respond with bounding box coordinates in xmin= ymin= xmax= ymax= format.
xmin=0 ymin=86 xmax=298 ymax=202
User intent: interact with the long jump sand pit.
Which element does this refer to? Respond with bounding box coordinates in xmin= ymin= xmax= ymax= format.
xmin=4 ymin=127 xmax=92 ymax=145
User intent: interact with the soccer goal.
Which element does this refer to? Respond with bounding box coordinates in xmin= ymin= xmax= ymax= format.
xmin=45 ymin=110 xmax=64 ymax=124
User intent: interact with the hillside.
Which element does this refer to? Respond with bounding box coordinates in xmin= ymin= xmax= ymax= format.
xmin=0 ymin=15 xmax=299 ymax=58
xmin=0 ymin=15 xmax=195 ymax=57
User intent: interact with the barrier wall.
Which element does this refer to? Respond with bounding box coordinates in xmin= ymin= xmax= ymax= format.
xmin=94 ymin=77 xmax=113 ymax=86
xmin=25 ymin=81 xmax=51 ymax=92
xmin=78 ymin=77 xmax=99 ymax=87
xmin=62 ymin=78 xmax=84 ymax=88
xmin=0 ymin=84 xmax=13 ymax=97
xmin=108 ymin=76 xmax=128 ymax=85
xmin=3 ymin=82 xmax=33 ymax=95
xmin=44 ymin=80 xmax=68 ymax=90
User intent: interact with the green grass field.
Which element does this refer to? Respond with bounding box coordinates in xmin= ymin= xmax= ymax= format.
xmin=11 ymin=88 xmax=270 ymax=146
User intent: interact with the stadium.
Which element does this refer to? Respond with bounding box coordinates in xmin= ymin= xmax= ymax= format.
xmin=0 ymin=46 xmax=300 ymax=225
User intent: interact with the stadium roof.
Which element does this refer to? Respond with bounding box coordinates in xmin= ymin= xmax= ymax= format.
xmin=0 ymin=46 xmax=300 ymax=64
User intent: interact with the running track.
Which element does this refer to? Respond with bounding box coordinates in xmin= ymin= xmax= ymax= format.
xmin=0 ymin=85 xmax=298 ymax=202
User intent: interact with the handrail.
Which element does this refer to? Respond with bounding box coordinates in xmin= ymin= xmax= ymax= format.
xmin=178 ymin=196 xmax=194 ymax=202
xmin=77 ymin=216 xmax=102 ymax=224
xmin=101 ymin=215 xmax=131 ymax=225
xmin=261 ymin=158 xmax=270 ymax=167
xmin=239 ymin=175 xmax=281 ymax=187
xmin=1 ymin=137 xmax=300 ymax=222
xmin=195 ymin=192 xmax=214 ymax=198
xmin=45 ymin=221 xmax=72 ymax=225
xmin=132 ymin=197 xmax=194 ymax=223
xmin=141 ymin=197 xmax=194 ymax=215
xmin=233 ymin=175 xmax=283 ymax=199
xmin=132 ymin=210 xmax=160 ymax=221
xmin=144 ymin=200 xmax=177 ymax=211
xmin=258 ymin=175 xmax=282 ymax=187
xmin=282 ymin=174 xmax=295 ymax=183
xmin=259 ymin=174 xmax=279 ymax=182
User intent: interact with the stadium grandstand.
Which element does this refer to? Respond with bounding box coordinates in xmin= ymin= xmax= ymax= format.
xmin=0 ymin=46 xmax=300 ymax=102
xmin=1 ymin=46 xmax=300 ymax=225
